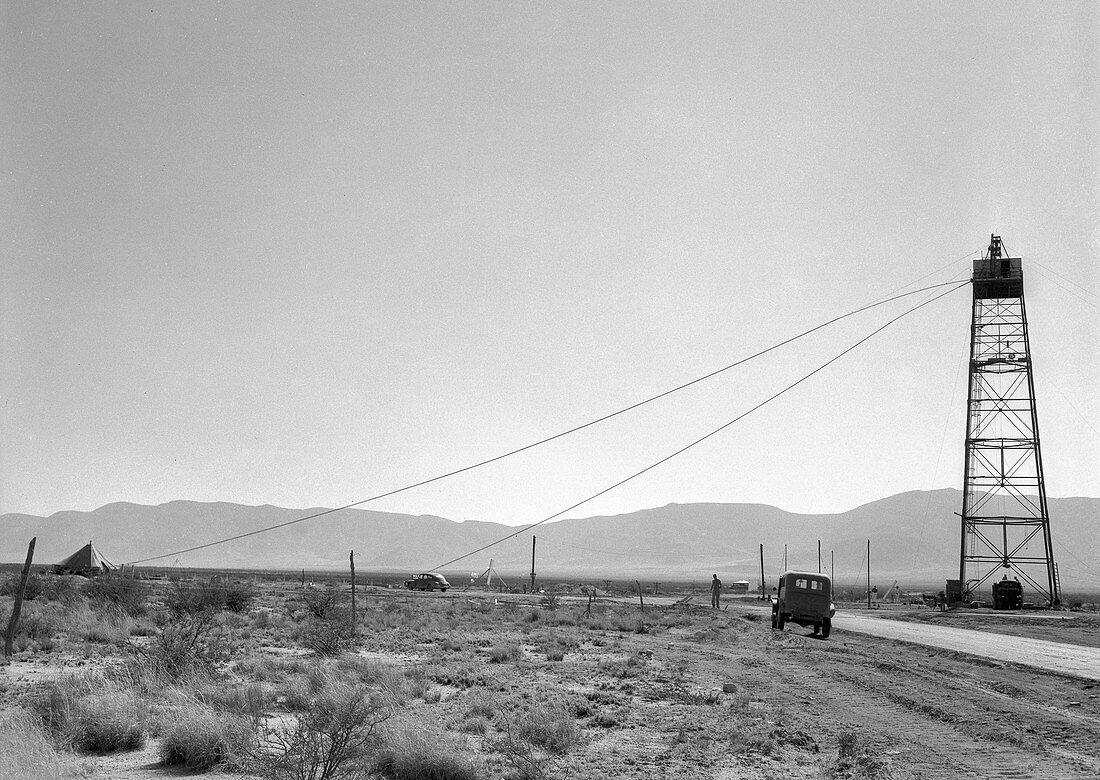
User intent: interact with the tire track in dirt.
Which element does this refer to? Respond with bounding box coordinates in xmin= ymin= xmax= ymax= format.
xmin=756 ymin=627 xmax=1100 ymax=779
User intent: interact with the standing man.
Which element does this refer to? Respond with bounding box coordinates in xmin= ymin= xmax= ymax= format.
xmin=710 ymin=574 xmax=722 ymax=609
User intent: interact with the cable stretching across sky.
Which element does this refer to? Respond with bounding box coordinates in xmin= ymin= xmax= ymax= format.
xmin=124 ymin=276 xmax=968 ymax=566
xmin=431 ymin=281 xmax=969 ymax=570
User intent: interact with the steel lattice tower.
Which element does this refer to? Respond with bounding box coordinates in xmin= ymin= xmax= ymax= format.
xmin=958 ymin=235 xmax=1060 ymax=606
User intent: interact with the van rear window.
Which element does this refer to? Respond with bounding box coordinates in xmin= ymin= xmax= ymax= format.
xmin=794 ymin=578 xmax=824 ymax=590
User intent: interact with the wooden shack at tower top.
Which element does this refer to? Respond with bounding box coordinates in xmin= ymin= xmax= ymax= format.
xmin=972 ymin=252 xmax=1023 ymax=299
xmin=55 ymin=542 xmax=116 ymax=576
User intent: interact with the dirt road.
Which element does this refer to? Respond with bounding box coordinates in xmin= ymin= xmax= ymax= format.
xmin=833 ymin=610 xmax=1100 ymax=681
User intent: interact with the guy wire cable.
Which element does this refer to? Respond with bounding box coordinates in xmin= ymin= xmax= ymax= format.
xmin=124 ymin=277 xmax=966 ymax=566
xmin=430 ymin=281 xmax=969 ymax=570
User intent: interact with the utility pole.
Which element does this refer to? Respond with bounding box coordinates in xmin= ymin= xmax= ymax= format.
xmin=529 ymin=536 xmax=537 ymax=594
xmin=783 ymin=543 xmax=787 ymax=571
xmin=867 ymin=539 xmax=872 ymax=610
xmin=831 ymin=550 xmax=835 ymax=581
xmin=759 ymin=543 xmax=766 ymax=600
xmin=817 ymin=540 xmax=822 ymax=573
xmin=349 ymin=550 xmax=356 ymax=632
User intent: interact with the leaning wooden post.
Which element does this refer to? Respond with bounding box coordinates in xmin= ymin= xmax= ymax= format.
xmin=3 ymin=537 xmax=36 ymax=659
xmin=635 ymin=580 xmax=644 ymax=612
xmin=349 ymin=550 xmax=357 ymax=633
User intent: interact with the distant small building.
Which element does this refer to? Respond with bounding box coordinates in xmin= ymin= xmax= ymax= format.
xmin=729 ymin=580 xmax=750 ymax=593
xmin=55 ymin=542 xmax=116 ymax=576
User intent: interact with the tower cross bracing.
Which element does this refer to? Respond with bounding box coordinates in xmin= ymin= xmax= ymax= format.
xmin=958 ymin=235 xmax=1059 ymax=606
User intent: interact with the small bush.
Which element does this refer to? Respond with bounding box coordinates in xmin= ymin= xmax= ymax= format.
xmin=0 ymin=573 xmax=45 ymax=600
xmin=160 ymin=702 xmax=254 ymax=771
xmin=253 ymin=677 xmax=393 ymax=780
xmin=728 ymin=721 xmax=778 ymax=756
xmin=464 ymin=689 xmax=498 ymax=720
xmin=68 ymin=692 xmax=147 ymax=753
xmin=70 ymin=602 xmax=133 ymax=645
xmin=488 ymin=644 xmax=522 ymax=663
xmin=516 ymin=701 xmax=579 ymax=754
xmin=145 ymin=613 xmax=227 ymax=680
xmin=31 ymin=675 xmax=146 ymax=754
xmin=298 ymin=617 xmax=355 ymax=656
xmin=39 ymin=574 xmax=83 ymax=604
xmin=458 ymin=715 xmax=492 ymax=735
xmin=592 ymin=710 xmax=620 ymax=728
xmin=163 ymin=580 xmax=226 ymax=616
xmin=372 ymin=728 xmax=482 ymax=780
xmin=223 ymin=580 xmax=258 ymax=613
xmin=200 ymin=681 xmax=273 ymax=721
xmin=300 ymin=587 xmax=344 ymax=620
xmin=83 ymin=576 xmax=148 ymax=616
xmin=82 ymin=572 xmax=148 ymax=616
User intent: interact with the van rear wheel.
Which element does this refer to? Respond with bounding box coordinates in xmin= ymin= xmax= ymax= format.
xmin=822 ymin=617 xmax=831 ymax=638
xmin=813 ymin=622 xmax=821 ymax=635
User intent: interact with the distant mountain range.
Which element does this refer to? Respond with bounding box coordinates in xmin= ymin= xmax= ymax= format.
xmin=2 ymin=490 xmax=1097 ymax=590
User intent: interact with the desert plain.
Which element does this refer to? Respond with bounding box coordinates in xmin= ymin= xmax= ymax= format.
xmin=2 ymin=573 xmax=1099 ymax=780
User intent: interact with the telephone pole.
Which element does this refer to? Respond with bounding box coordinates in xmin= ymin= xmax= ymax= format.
xmin=529 ymin=536 xmax=537 ymax=594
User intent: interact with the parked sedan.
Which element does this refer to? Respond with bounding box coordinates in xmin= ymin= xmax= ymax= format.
xmin=404 ymin=572 xmax=450 ymax=592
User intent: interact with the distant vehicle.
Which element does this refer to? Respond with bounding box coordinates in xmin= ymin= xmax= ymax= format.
xmin=991 ymin=577 xmax=1023 ymax=609
xmin=404 ymin=572 xmax=450 ymax=592
xmin=771 ymin=571 xmax=835 ymax=638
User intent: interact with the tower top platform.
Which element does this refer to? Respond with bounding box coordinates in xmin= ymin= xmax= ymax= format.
xmin=973 ymin=234 xmax=1023 ymax=299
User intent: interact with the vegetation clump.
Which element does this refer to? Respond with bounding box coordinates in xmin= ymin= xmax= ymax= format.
xmin=159 ymin=701 xmax=254 ymax=771
xmin=252 ymin=676 xmax=394 ymax=780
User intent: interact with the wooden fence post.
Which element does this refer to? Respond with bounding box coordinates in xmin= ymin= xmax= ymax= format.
xmin=349 ymin=550 xmax=357 ymax=633
xmin=635 ymin=580 xmax=644 ymax=612
xmin=3 ymin=538 xmax=37 ymax=659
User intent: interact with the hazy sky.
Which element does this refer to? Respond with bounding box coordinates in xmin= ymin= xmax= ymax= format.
xmin=3 ymin=2 xmax=1097 ymax=527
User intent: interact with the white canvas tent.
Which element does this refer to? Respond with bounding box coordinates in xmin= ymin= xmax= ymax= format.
xmin=55 ymin=542 xmax=116 ymax=576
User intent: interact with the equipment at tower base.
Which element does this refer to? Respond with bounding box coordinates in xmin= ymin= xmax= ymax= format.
xmin=957 ymin=235 xmax=1060 ymax=607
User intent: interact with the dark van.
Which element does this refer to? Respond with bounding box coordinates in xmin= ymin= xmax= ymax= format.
xmin=772 ymin=571 xmax=835 ymax=637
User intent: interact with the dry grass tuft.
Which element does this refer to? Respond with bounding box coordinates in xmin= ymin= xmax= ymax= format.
xmin=30 ymin=671 xmax=146 ymax=754
xmin=159 ymin=700 xmax=255 ymax=771
xmin=488 ymin=644 xmax=522 ymax=663
xmin=0 ymin=709 xmax=89 ymax=780
xmin=515 ymin=699 xmax=580 ymax=754
xmin=372 ymin=727 xmax=482 ymax=780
